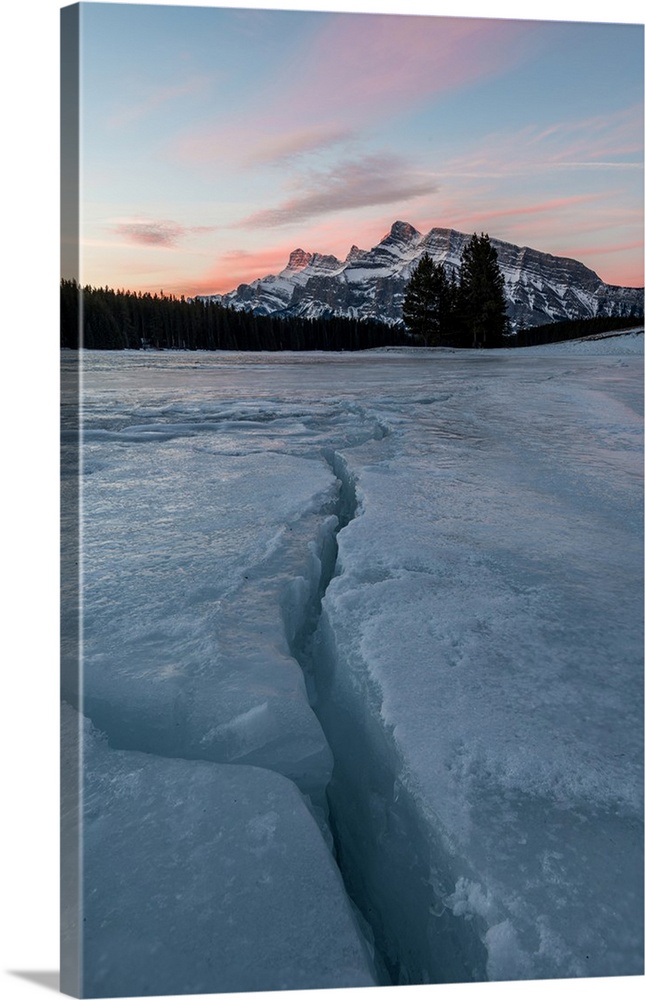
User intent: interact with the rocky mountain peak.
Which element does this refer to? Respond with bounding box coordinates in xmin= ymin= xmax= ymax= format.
xmin=345 ymin=244 xmax=366 ymax=263
xmin=309 ymin=253 xmax=343 ymax=272
xmin=207 ymin=222 xmax=643 ymax=332
xmin=384 ymin=221 xmax=421 ymax=243
xmin=286 ymin=248 xmax=313 ymax=271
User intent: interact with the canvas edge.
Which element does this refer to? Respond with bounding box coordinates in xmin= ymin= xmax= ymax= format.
xmin=60 ymin=4 xmax=82 ymax=997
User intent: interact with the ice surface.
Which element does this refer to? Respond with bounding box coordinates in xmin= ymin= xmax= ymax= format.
xmin=76 ymin=441 xmax=336 ymax=802
xmin=62 ymin=702 xmax=376 ymax=996
xmin=67 ymin=333 xmax=643 ymax=991
xmin=313 ymin=337 xmax=644 ymax=981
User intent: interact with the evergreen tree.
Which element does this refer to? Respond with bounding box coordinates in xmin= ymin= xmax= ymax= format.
xmin=402 ymin=254 xmax=451 ymax=345
xmin=60 ymin=278 xmax=81 ymax=348
xmin=441 ymin=268 xmax=461 ymax=346
xmin=458 ymin=233 xmax=508 ymax=347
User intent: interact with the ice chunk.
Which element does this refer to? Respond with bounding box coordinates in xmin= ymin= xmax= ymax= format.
xmin=75 ymin=444 xmax=338 ymax=803
xmin=62 ymin=703 xmax=376 ymax=996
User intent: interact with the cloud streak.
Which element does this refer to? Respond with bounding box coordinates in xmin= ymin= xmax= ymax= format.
xmin=245 ymin=124 xmax=355 ymax=166
xmin=279 ymin=14 xmax=533 ymax=123
xmin=175 ymin=122 xmax=355 ymax=169
xmin=440 ymin=105 xmax=644 ymax=180
xmin=107 ymin=74 xmax=213 ymax=129
xmin=460 ymin=194 xmax=604 ymax=226
xmin=171 ymin=16 xmax=533 ymax=173
xmin=112 ymin=219 xmax=216 ymax=248
xmin=237 ymin=154 xmax=438 ymax=228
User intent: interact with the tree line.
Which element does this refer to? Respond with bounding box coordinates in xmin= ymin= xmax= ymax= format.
xmin=60 ymin=279 xmax=408 ymax=352
xmin=508 ymin=313 xmax=642 ymax=347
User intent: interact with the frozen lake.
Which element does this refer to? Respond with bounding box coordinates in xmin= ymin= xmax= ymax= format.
xmin=62 ymin=334 xmax=644 ymax=993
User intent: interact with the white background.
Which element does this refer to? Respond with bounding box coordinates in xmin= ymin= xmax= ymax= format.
xmin=1 ymin=2 xmax=642 ymax=1000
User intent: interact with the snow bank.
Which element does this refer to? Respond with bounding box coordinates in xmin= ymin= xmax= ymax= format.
xmin=514 ymin=329 xmax=644 ymax=356
xmin=369 ymin=328 xmax=644 ymax=357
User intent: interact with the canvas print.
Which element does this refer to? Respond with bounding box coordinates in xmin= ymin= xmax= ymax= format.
xmin=60 ymin=2 xmax=644 ymax=997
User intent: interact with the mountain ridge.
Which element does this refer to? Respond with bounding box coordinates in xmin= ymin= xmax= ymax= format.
xmin=202 ymin=222 xmax=643 ymax=331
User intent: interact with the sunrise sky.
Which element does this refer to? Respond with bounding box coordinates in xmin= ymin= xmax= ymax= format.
xmin=73 ymin=1 xmax=644 ymax=294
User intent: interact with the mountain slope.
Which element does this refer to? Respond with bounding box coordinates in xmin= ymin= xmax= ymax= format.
xmin=203 ymin=222 xmax=644 ymax=331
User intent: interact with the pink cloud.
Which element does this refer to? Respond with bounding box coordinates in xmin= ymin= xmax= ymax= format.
xmin=112 ymin=219 xmax=216 ymax=248
xmin=555 ymin=241 xmax=644 ymax=287
xmin=450 ymin=194 xmax=604 ymax=228
xmin=565 ymin=240 xmax=644 ymax=259
xmin=412 ymin=193 xmax=602 ymax=247
xmin=172 ymin=15 xmax=534 ymax=172
xmin=441 ymin=105 xmax=644 ymax=179
xmin=281 ymin=14 xmax=532 ymax=122
xmin=245 ymin=125 xmax=356 ymax=166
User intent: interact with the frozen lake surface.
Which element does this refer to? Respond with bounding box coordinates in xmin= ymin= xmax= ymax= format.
xmin=62 ymin=333 xmax=643 ymax=993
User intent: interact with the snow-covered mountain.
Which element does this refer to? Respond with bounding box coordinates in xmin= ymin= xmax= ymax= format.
xmin=203 ymin=221 xmax=643 ymax=331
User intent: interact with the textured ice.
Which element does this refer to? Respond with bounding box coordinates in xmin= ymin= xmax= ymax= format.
xmin=75 ymin=440 xmax=338 ymax=802
xmin=313 ymin=336 xmax=644 ymax=981
xmin=67 ymin=333 xmax=643 ymax=992
xmin=62 ymin=703 xmax=376 ymax=996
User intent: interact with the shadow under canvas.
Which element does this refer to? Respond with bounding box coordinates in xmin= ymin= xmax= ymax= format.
xmin=9 ymin=972 xmax=60 ymax=993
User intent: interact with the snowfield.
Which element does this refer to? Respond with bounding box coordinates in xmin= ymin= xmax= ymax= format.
xmin=61 ymin=330 xmax=643 ymax=994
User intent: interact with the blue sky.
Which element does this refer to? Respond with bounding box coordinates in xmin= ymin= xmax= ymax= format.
xmin=73 ymin=2 xmax=644 ymax=294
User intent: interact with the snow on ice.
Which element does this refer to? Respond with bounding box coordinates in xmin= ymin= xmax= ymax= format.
xmin=62 ymin=330 xmax=644 ymax=993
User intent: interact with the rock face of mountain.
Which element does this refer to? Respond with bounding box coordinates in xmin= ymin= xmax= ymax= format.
xmin=204 ymin=222 xmax=643 ymax=331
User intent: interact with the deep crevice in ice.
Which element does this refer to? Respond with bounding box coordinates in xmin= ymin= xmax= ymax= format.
xmin=288 ymin=446 xmax=484 ymax=985
xmin=281 ymin=449 xmax=359 ymax=708
xmin=281 ymin=448 xmax=470 ymax=987
xmin=282 ymin=450 xmax=397 ymax=984
xmin=294 ymin=449 xmax=490 ymax=986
